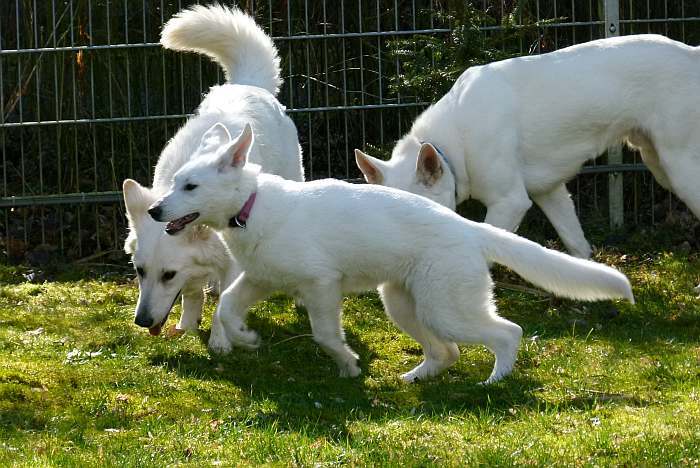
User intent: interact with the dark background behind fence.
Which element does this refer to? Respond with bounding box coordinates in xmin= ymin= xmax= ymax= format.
xmin=1 ymin=0 xmax=699 ymax=263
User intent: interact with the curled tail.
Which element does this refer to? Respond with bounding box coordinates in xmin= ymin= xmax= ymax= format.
xmin=160 ymin=4 xmax=282 ymax=95
xmin=480 ymin=226 xmax=634 ymax=303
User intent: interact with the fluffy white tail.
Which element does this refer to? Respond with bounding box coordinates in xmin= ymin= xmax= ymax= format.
xmin=160 ymin=4 xmax=282 ymax=95
xmin=481 ymin=227 xmax=634 ymax=303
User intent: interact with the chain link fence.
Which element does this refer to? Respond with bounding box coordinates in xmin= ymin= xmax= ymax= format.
xmin=1 ymin=0 xmax=699 ymax=263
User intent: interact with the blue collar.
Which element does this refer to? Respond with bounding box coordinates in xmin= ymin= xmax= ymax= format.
xmin=420 ymin=141 xmax=459 ymax=201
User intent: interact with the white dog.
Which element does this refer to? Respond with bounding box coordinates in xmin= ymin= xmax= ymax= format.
xmin=123 ymin=5 xmax=304 ymax=336
xmin=149 ymin=124 xmax=634 ymax=384
xmin=355 ymin=34 xmax=700 ymax=263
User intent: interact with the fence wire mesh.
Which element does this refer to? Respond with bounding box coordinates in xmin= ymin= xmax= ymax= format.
xmin=1 ymin=0 xmax=699 ymax=262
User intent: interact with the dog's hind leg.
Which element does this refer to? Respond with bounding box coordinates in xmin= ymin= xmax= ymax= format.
xmin=209 ymin=273 xmax=270 ymax=354
xmin=635 ymin=143 xmax=700 ymax=293
xmin=658 ymin=147 xmax=700 ymax=294
xmin=178 ymin=285 xmax=205 ymax=331
xmin=299 ymin=281 xmax=361 ymax=378
xmin=446 ymin=310 xmax=522 ymax=385
xmin=379 ymin=282 xmax=459 ymax=383
xmin=414 ymin=273 xmax=522 ymax=385
xmin=476 ymin=315 xmax=523 ymax=384
xmin=627 ymin=131 xmax=673 ymax=190
xmin=532 ymin=184 xmax=592 ymax=258
xmin=658 ymin=148 xmax=700 ymax=219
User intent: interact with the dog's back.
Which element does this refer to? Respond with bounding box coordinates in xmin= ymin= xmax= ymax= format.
xmin=235 ymin=176 xmax=631 ymax=304
xmin=153 ymin=86 xmax=303 ymax=192
xmin=423 ymin=35 xmax=699 ymax=165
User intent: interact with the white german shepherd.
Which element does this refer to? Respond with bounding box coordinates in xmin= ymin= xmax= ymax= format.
xmin=355 ymin=34 xmax=700 ymax=264
xmin=148 ymin=124 xmax=634 ymax=384
xmin=123 ymin=5 xmax=304 ymax=336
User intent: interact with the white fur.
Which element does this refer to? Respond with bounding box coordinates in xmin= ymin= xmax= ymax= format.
xmin=124 ymin=5 xmax=304 ymax=334
xmin=356 ymin=34 xmax=700 ymax=264
xmin=160 ymin=3 xmax=282 ymax=95
xmin=151 ymin=133 xmax=634 ymax=384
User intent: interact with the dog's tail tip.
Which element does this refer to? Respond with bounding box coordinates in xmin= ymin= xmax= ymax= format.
xmin=612 ymin=270 xmax=635 ymax=304
xmin=483 ymin=227 xmax=637 ymax=304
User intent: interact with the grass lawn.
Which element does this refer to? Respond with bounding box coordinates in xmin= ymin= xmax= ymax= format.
xmin=0 ymin=229 xmax=699 ymax=466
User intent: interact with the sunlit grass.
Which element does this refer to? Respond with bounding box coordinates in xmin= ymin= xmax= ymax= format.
xmin=0 ymin=237 xmax=698 ymax=466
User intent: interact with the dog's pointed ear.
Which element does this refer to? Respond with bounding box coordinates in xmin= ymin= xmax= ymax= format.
xmin=123 ymin=179 xmax=155 ymax=227
xmin=416 ymin=143 xmax=443 ymax=187
xmin=218 ymin=123 xmax=253 ymax=171
xmin=199 ymin=122 xmax=232 ymax=155
xmin=355 ymin=149 xmax=385 ymax=184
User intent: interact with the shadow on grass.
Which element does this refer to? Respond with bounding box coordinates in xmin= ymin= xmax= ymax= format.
xmin=147 ymin=344 xmax=540 ymax=441
xmin=3 ymin=237 xmax=697 ymax=443
xmin=144 ymin=309 xmax=544 ymax=440
xmin=138 ymin=280 xmax=700 ymax=441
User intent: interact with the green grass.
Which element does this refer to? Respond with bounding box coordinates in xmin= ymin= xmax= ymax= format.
xmin=0 ymin=235 xmax=699 ymax=466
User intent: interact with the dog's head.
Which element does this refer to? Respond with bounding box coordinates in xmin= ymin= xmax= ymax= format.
xmin=123 ymin=179 xmax=217 ymax=335
xmin=355 ymin=137 xmax=458 ymax=210
xmin=148 ymin=122 xmax=255 ymax=231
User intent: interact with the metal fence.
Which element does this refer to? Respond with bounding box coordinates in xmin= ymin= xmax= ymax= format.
xmin=1 ymin=0 xmax=699 ymax=263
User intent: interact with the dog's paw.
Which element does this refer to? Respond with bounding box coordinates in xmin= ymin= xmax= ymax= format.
xmin=208 ymin=341 xmax=232 ymax=355
xmin=208 ymin=334 xmax=233 ymax=355
xmin=400 ymin=371 xmax=421 ymax=384
xmin=480 ymin=374 xmax=505 ymax=386
xmin=231 ymin=327 xmax=261 ymax=350
xmin=164 ymin=325 xmax=186 ymax=339
xmin=338 ymin=361 xmax=361 ymax=378
xmin=400 ymin=357 xmax=453 ymax=383
xmin=175 ymin=319 xmax=201 ymax=333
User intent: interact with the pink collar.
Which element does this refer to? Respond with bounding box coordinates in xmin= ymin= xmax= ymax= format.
xmin=229 ymin=192 xmax=257 ymax=229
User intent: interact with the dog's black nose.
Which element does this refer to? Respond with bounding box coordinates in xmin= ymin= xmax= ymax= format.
xmin=148 ymin=205 xmax=162 ymax=221
xmin=134 ymin=314 xmax=153 ymax=328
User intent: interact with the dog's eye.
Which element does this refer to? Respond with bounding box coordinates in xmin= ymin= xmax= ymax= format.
xmin=136 ymin=267 xmax=145 ymax=277
xmin=162 ymin=271 xmax=177 ymax=282
xmin=184 ymin=183 xmax=198 ymax=191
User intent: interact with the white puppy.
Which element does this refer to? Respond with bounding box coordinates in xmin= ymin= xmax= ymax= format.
xmin=149 ymin=124 xmax=634 ymax=384
xmin=355 ymin=34 xmax=700 ymax=263
xmin=123 ymin=5 xmax=304 ymax=336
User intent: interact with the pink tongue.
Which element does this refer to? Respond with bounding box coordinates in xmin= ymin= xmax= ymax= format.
xmin=149 ymin=324 xmax=162 ymax=336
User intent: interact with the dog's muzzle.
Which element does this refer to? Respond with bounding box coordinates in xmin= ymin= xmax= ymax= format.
xmin=134 ymin=290 xmax=182 ymax=336
xmin=134 ymin=311 xmax=153 ymax=328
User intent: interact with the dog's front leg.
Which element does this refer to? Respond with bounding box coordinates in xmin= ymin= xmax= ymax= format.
xmin=177 ymin=285 xmax=205 ymax=331
xmin=209 ymin=272 xmax=269 ymax=354
xmin=483 ymin=192 xmax=532 ymax=233
xmin=532 ymin=185 xmax=592 ymax=258
xmin=219 ymin=256 xmax=242 ymax=292
xmin=300 ymin=281 xmax=361 ymax=378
